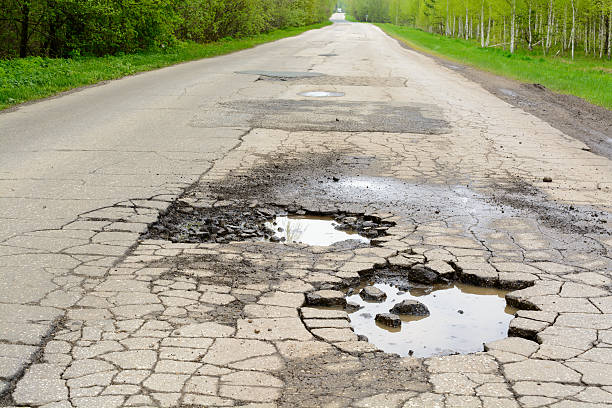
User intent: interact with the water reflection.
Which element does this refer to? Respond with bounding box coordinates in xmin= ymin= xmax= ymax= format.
xmin=265 ymin=216 xmax=369 ymax=246
xmin=346 ymin=281 xmax=517 ymax=358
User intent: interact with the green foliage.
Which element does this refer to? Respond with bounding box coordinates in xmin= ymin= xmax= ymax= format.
xmin=347 ymin=0 xmax=611 ymax=60
xmin=0 ymin=0 xmax=336 ymax=58
xmin=0 ymin=22 xmax=331 ymax=109
xmin=378 ymin=23 xmax=612 ymax=108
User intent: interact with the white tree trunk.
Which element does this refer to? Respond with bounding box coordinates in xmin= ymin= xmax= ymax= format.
xmin=608 ymin=6 xmax=611 ymax=59
xmin=510 ymin=0 xmax=516 ymax=52
xmin=571 ymin=0 xmax=575 ymax=59
xmin=465 ymin=5 xmax=469 ymax=40
xmin=481 ymin=0 xmax=486 ymax=46
xmin=600 ymin=11 xmax=605 ymax=58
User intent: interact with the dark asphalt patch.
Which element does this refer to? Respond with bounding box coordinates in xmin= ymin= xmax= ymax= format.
xmin=191 ymin=99 xmax=450 ymax=134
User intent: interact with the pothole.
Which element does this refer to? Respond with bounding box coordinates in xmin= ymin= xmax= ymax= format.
xmin=299 ymin=91 xmax=345 ymax=97
xmin=345 ymin=279 xmax=517 ymax=358
xmin=265 ymin=215 xmax=369 ymax=245
xmin=146 ymin=201 xmax=391 ymax=244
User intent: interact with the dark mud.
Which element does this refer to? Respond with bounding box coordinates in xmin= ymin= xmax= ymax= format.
xmin=488 ymin=178 xmax=611 ymax=237
xmin=392 ymin=37 xmax=612 ymax=158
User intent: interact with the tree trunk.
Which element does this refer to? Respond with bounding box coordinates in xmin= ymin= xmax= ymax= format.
xmin=528 ymin=3 xmax=533 ymax=49
xmin=465 ymin=4 xmax=469 ymax=40
xmin=570 ymin=0 xmax=575 ymax=59
xmin=481 ymin=0 xmax=486 ymax=46
xmin=503 ymin=17 xmax=506 ymax=50
xmin=600 ymin=11 xmax=605 ymax=58
xmin=19 ymin=2 xmax=30 ymax=58
xmin=608 ymin=4 xmax=612 ymax=59
xmin=510 ymin=0 xmax=516 ymax=53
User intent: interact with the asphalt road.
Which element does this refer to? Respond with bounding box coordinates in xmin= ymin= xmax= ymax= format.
xmin=1 ymin=13 xmax=611 ymax=407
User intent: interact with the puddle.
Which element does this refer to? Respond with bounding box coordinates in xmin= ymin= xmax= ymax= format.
xmin=299 ymin=91 xmax=345 ymax=97
xmin=265 ymin=216 xmax=369 ymax=246
xmin=346 ymin=281 xmax=517 ymax=358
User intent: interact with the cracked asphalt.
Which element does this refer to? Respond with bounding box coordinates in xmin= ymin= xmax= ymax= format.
xmin=1 ymin=13 xmax=611 ymax=408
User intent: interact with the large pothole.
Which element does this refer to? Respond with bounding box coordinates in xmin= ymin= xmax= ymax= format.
xmin=145 ymin=201 xmax=392 ymax=245
xmin=345 ymin=278 xmax=517 ymax=358
xmin=305 ymin=258 xmax=532 ymax=359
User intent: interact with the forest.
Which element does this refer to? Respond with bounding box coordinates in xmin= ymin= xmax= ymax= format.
xmin=0 ymin=0 xmax=336 ymax=58
xmin=346 ymin=0 xmax=611 ymax=59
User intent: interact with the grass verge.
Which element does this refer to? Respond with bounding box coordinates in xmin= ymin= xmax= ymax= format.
xmin=0 ymin=22 xmax=331 ymax=110
xmin=376 ymin=23 xmax=611 ymax=109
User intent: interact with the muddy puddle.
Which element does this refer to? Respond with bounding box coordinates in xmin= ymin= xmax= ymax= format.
xmin=346 ymin=281 xmax=517 ymax=358
xmin=264 ymin=216 xmax=369 ymax=245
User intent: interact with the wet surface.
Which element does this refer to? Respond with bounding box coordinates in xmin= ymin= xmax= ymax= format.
xmin=265 ymin=215 xmax=369 ymax=245
xmin=347 ymin=281 xmax=517 ymax=358
xmin=299 ymin=91 xmax=345 ymax=97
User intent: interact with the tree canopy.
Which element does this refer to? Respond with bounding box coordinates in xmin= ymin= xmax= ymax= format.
xmin=0 ymin=0 xmax=336 ymax=58
xmin=346 ymin=0 xmax=611 ymax=58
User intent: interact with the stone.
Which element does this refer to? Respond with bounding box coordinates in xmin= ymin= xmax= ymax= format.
xmin=390 ymin=299 xmax=430 ymax=316
xmin=407 ymin=264 xmax=439 ymax=284
xmin=375 ymin=313 xmax=402 ymax=328
xmin=306 ymin=290 xmax=346 ymax=307
xmin=360 ymin=286 xmax=386 ymax=301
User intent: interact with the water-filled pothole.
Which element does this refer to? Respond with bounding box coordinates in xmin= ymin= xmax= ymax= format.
xmin=299 ymin=91 xmax=345 ymax=97
xmin=346 ymin=280 xmax=517 ymax=358
xmin=264 ymin=216 xmax=369 ymax=245
xmin=146 ymin=201 xmax=390 ymax=244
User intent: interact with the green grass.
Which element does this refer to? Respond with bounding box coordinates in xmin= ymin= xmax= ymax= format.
xmin=0 ymin=22 xmax=331 ymax=110
xmin=376 ymin=23 xmax=612 ymax=109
